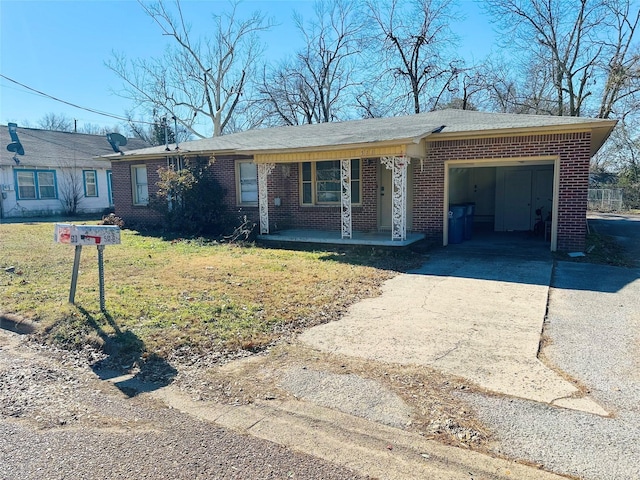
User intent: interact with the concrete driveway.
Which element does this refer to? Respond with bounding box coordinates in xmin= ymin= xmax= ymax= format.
xmin=301 ymin=249 xmax=606 ymax=415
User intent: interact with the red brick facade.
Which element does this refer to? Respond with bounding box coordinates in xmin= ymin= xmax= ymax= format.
xmin=267 ymin=161 xmax=379 ymax=232
xmin=416 ymin=132 xmax=592 ymax=251
xmin=112 ymin=131 xmax=591 ymax=251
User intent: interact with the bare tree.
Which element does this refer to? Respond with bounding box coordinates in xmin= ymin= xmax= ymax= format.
xmin=107 ymin=0 xmax=272 ymax=137
xmin=436 ymin=69 xmax=488 ymax=111
xmin=38 ymin=113 xmax=74 ymax=132
xmin=365 ymin=0 xmax=462 ymax=114
xmin=593 ymin=117 xmax=640 ymax=173
xmin=126 ymin=111 xmax=190 ymax=146
xmin=485 ymin=0 xmax=640 ymax=118
xmin=476 ymin=55 xmax=564 ymax=114
xmin=597 ymin=1 xmax=640 ymax=119
xmin=257 ymin=0 xmax=366 ymax=125
xmin=57 ymin=159 xmax=85 ymax=215
xmin=256 ymin=60 xmax=318 ymax=126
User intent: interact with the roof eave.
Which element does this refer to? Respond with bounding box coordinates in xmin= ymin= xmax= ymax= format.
xmin=240 ymin=129 xmax=438 ymax=158
xmin=428 ymin=120 xmax=618 ymax=156
xmin=98 ymin=148 xmax=237 ymax=162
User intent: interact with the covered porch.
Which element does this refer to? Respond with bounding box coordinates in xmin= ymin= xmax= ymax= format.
xmin=257 ymin=229 xmax=426 ymax=247
xmin=254 ymin=145 xmax=423 ymax=243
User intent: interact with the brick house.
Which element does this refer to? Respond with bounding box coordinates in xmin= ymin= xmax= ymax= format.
xmin=105 ymin=110 xmax=616 ymax=252
xmin=0 ymin=124 xmax=147 ymax=220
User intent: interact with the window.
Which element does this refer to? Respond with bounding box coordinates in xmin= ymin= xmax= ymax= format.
xmin=131 ymin=165 xmax=149 ymax=206
xmin=236 ymin=161 xmax=258 ymax=205
xmin=167 ymin=156 xmax=185 ymax=171
xmin=300 ymin=160 xmax=361 ymax=205
xmin=83 ymin=170 xmax=98 ymax=197
xmin=107 ymin=170 xmax=113 ymax=205
xmin=15 ymin=170 xmax=57 ymax=200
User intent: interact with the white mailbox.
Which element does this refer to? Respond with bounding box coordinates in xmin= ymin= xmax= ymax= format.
xmin=54 ymin=223 xmax=121 ymax=310
xmin=54 ymin=224 xmax=121 ymax=245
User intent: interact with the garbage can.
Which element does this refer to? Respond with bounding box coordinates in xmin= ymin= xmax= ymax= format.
xmin=448 ymin=204 xmax=466 ymax=244
xmin=463 ymin=202 xmax=475 ymax=240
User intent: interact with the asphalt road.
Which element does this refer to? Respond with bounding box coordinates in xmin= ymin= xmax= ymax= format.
xmin=0 ymin=333 xmax=367 ymax=480
xmin=588 ymin=212 xmax=640 ymax=263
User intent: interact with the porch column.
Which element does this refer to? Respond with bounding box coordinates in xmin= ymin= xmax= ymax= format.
xmin=340 ymin=159 xmax=352 ymax=239
xmin=258 ymin=163 xmax=275 ymax=234
xmin=381 ymin=156 xmax=411 ymax=241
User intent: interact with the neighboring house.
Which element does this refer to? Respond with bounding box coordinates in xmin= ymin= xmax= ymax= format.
xmin=589 ymin=171 xmax=618 ymax=187
xmin=105 ymin=109 xmax=616 ymax=252
xmin=0 ymin=124 xmax=148 ymax=219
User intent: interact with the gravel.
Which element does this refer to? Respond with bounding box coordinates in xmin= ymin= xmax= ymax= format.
xmin=461 ymin=261 xmax=640 ymax=480
xmin=0 ymin=334 xmax=367 ymax=480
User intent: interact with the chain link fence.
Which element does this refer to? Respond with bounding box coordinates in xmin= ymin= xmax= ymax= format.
xmin=588 ymin=188 xmax=624 ymax=211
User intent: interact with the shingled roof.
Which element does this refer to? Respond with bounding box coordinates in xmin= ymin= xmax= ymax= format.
xmin=105 ymin=109 xmax=617 ymax=160
xmin=0 ymin=126 xmax=149 ymax=168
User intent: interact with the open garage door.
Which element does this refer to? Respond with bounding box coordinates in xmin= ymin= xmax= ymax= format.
xmin=444 ymin=158 xmax=558 ymax=251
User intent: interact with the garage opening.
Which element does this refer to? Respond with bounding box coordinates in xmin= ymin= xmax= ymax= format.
xmin=444 ymin=159 xmax=558 ymax=251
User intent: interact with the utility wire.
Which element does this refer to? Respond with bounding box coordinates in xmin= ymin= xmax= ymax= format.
xmin=0 ymin=74 xmax=157 ymax=125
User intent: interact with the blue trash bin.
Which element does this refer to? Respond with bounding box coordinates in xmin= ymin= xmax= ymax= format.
xmin=448 ymin=204 xmax=466 ymax=244
xmin=463 ymin=202 xmax=475 ymax=240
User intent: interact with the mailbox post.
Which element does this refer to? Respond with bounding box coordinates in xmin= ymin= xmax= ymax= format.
xmin=54 ymin=224 xmax=121 ymax=311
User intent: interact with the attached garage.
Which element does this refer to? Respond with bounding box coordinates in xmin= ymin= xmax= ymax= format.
xmin=445 ymin=158 xmax=557 ymax=248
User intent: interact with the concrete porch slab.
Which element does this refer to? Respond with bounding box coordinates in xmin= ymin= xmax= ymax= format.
xmin=258 ymin=229 xmax=426 ymax=247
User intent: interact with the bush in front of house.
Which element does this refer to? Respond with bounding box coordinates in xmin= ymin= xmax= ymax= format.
xmin=99 ymin=213 xmax=125 ymax=228
xmin=151 ymin=157 xmax=230 ymax=236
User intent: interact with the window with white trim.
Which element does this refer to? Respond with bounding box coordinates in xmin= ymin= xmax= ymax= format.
xmin=131 ymin=165 xmax=149 ymax=206
xmin=15 ymin=170 xmax=57 ymax=200
xmin=83 ymin=170 xmax=98 ymax=197
xmin=300 ymin=160 xmax=361 ymax=205
xmin=236 ymin=160 xmax=258 ymax=205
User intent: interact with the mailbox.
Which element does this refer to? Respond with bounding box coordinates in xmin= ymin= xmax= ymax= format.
xmin=54 ymin=223 xmax=121 ymax=311
xmin=54 ymin=224 xmax=121 ymax=246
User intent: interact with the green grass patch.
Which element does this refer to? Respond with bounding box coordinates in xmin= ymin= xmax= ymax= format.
xmin=0 ymin=221 xmax=425 ymax=363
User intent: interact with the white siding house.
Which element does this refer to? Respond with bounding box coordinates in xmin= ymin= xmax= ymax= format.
xmin=0 ymin=125 xmax=147 ymax=219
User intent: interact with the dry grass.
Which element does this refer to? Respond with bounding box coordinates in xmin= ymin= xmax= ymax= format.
xmin=173 ymin=342 xmax=490 ymax=449
xmin=554 ymin=230 xmax=635 ymax=267
xmin=0 ymin=221 xmax=425 ymax=363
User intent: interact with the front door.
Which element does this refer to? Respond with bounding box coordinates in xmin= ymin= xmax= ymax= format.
xmin=379 ymin=165 xmax=393 ymax=230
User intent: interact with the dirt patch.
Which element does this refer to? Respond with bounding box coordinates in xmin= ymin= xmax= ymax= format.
xmin=0 ymin=332 xmax=156 ymax=431
xmin=173 ymin=342 xmax=490 ymax=449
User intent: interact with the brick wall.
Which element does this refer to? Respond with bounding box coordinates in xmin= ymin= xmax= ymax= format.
xmin=113 ymin=132 xmax=591 ymax=251
xmin=268 ymin=160 xmax=378 ymax=232
xmin=415 ymin=132 xmax=592 ymax=251
xmin=111 ymin=159 xmax=163 ymax=228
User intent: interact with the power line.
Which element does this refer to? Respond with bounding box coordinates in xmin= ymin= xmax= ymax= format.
xmin=0 ymin=74 xmax=157 ymax=126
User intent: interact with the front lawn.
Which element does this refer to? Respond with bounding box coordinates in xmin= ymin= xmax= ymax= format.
xmin=0 ymin=221 xmax=424 ymax=364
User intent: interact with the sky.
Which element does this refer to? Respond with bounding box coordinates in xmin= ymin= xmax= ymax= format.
xmin=0 ymin=0 xmax=497 ymax=134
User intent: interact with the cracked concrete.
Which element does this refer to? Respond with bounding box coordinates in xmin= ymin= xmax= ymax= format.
xmin=301 ymin=251 xmax=608 ymax=415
